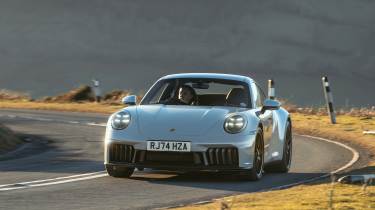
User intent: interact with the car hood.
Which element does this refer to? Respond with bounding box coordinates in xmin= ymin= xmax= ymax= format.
xmin=136 ymin=105 xmax=235 ymax=138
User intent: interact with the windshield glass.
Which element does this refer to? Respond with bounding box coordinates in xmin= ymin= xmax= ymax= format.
xmin=141 ymin=78 xmax=251 ymax=108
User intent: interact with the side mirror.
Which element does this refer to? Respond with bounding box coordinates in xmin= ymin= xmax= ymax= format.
xmin=261 ymin=99 xmax=280 ymax=114
xmin=122 ymin=95 xmax=137 ymax=106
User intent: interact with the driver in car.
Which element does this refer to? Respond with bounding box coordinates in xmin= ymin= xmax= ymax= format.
xmin=165 ymin=85 xmax=196 ymax=105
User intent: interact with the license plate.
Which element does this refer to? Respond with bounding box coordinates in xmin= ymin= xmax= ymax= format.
xmin=147 ymin=141 xmax=191 ymax=152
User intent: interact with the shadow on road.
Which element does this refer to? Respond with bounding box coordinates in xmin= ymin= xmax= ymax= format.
xmin=0 ymin=133 xmax=105 ymax=174
xmin=100 ymin=170 xmax=326 ymax=193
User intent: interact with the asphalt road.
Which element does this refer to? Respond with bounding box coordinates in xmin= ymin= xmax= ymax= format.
xmin=0 ymin=109 xmax=355 ymax=210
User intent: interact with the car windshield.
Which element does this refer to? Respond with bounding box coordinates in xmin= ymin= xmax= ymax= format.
xmin=141 ymin=78 xmax=251 ymax=108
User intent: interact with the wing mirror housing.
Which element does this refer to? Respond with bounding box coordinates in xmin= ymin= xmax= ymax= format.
xmin=261 ymin=99 xmax=280 ymax=114
xmin=122 ymin=95 xmax=137 ymax=106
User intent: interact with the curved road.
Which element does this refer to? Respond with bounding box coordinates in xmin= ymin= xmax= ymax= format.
xmin=0 ymin=109 xmax=355 ymax=210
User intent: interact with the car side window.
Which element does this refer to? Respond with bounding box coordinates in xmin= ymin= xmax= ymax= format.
xmin=149 ymin=83 xmax=170 ymax=104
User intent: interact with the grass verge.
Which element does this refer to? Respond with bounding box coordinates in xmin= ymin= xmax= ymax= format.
xmin=176 ymin=114 xmax=375 ymax=210
xmin=292 ymin=114 xmax=375 ymax=164
xmin=177 ymin=183 xmax=375 ymax=210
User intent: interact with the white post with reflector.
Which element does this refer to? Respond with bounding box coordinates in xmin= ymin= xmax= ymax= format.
xmin=322 ymin=76 xmax=336 ymax=124
xmin=92 ymin=78 xmax=102 ymax=103
xmin=268 ymin=79 xmax=275 ymax=100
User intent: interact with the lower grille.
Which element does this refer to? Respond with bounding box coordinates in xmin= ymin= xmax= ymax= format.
xmin=206 ymin=148 xmax=238 ymax=166
xmin=109 ymin=143 xmax=134 ymax=163
xmin=146 ymin=151 xmax=193 ymax=163
xmin=108 ymin=145 xmax=238 ymax=168
xmin=135 ymin=151 xmax=204 ymax=166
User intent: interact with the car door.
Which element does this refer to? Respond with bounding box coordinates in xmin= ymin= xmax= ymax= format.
xmin=251 ymin=82 xmax=273 ymax=157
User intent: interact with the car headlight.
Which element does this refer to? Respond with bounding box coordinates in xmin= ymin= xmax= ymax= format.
xmin=224 ymin=115 xmax=247 ymax=134
xmin=111 ymin=111 xmax=131 ymax=130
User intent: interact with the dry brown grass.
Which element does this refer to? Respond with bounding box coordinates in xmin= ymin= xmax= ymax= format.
xmin=103 ymin=90 xmax=130 ymax=104
xmin=176 ymin=114 xmax=375 ymax=210
xmin=292 ymin=113 xmax=375 ymax=165
xmin=178 ymin=183 xmax=375 ymax=210
xmin=40 ymin=85 xmax=95 ymax=102
xmin=39 ymin=86 xmax=142 ymax=105
xmin=0 ymin=89 xmax=30 ymax=101
xmin=281 ymin=99 xmax=375 ymax=117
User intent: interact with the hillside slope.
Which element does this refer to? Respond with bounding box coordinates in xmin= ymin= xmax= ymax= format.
xmin=0 ymin=0 xmax=374 ymax=106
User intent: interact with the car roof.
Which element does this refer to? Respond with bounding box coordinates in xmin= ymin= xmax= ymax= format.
xmin=161 ymin=73 xmax=253 ymax=83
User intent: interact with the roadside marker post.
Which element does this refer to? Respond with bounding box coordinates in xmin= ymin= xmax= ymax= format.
xmin=322 ymin=76 xmax=336 ymax=124
xmin=338 ymin=174 xmax=375 ymax=184
xmin=363 ymin=130 xmax=375 ymax=135
xmin=268 ymin=79 xmax=275 ymax=100
xmin=92 ymin=79 xmax=102 ymax=103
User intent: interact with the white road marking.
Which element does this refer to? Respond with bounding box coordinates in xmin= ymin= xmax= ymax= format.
xmin=30 ymin=173 xmax=107 ymax=187
xmin=0 ymin=114 xmax=106 ymax=128
xmin=0 ymin=113 xmax=108 ymax=192
xmin=0 ymin=171 xmax=108 ymax=192
xmin=0 ymin=171 xmax=105 ymax=188
xmin=0 ymin=134 xmax=360 ymax=193
xmin=0 ymin=113 xmax=361 ymax=195
xmin=260 ymin=134 xmax=359 ymax=191
xmin=86 ymin=122 xmax=107 ymax=127
xmin=162 ymin=134 xmax=361 ymax=209
xmin=68 ymin=121 xmax=80 ymax=124
xmin=301 ymin=135 xmax=359 ymax=174
xmin=14 ymin=116 xmax=54 ymax=122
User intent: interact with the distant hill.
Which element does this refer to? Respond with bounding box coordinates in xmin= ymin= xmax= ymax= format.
xmin=0 ymin=0 xmax=374 ymax=106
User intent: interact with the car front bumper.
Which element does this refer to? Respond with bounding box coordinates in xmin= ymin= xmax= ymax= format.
xmin=104 ymin=134 xmax=257 ymax=171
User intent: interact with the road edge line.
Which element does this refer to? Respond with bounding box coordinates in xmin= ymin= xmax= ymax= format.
xmin=0 ymin=171 xmax=107 ymax=188
xmin=299 ymin=134 xmax=359 ymax=174
xmin=159 ymin=134 xmax=360 ymax=209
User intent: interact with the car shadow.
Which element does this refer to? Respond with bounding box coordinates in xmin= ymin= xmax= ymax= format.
xmin=0 ymin=133 xmax=105 ymax=174
xmin=124 ymin=165 xmax=375 ymax=193
xmin=99 ymin=170 xmax=323 ymax=194
xmin=0 ymin=133 xmax=51 ymax=161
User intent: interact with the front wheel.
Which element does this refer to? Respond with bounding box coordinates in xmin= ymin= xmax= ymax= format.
xmin=266 ymin=121 xmax=292 ymax=173
xmin=241 ymin=129 xmax=264 ymax=181
xmin=106 ymin=165 xmax=134 ymax=178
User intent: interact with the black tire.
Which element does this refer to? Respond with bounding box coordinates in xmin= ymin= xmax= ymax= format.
xmin=241 ymin=128 xmax=264 ymax=181
xmin=266 ymin=121 xmax=292 ymax=173
xmin=106 ymin=165 xmax=134 ymax=178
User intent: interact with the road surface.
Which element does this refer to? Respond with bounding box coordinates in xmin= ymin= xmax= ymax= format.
xmin=0 ymin=109 xmax=356 ymax=209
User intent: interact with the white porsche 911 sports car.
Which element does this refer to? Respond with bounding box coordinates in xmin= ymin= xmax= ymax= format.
xmin=104 ymin=73 xmax=292 ymax=180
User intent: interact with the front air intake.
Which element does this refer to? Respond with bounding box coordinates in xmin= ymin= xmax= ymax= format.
xmin=109 ymin=143 xmax=134 ymax=163
xmin=206 ymin=147 xmax=239 ymax=166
